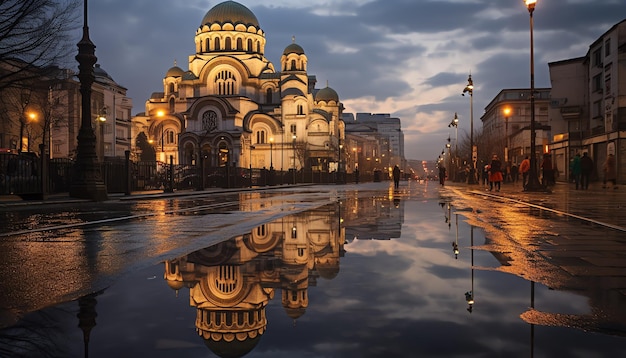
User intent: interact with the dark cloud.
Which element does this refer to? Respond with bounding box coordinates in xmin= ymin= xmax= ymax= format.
xmin=76 ymin=0 xmax=624 ymax=160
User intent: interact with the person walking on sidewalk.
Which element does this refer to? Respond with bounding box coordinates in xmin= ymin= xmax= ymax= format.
xmin=393 ymin=165 xmax=401 ymax=189
xmin=488 ymin=154 xmax=503 ymax=192
xmin=602 ymin=153 xmax=617 ymax=189
xmin=439 ymin=165 xmax=447 ymax=186
xmin=519 ymin=156 xmax=530 ymax=190
xmin=580 ymin=152 xmax=594 ymax=190
xmin=540 ymin=153 xmax=555 ymax=186
xmin=570 ymin=153 xmax=582 ymax=190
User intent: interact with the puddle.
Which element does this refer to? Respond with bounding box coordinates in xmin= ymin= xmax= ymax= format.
xmin=1 ymin=190 xmax=625 ymax=357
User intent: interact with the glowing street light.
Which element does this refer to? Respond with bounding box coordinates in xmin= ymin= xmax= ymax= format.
xmin=462 ymin=75 xmax=476 ymax=184
xmin=524 ymin=0 xmax=542 ymax=191
xmin=503 ymin=106 xmax=511 ymax=163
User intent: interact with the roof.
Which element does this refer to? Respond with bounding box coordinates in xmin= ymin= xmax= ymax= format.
xmin=201 ymin=1 xmax=259 ymax=28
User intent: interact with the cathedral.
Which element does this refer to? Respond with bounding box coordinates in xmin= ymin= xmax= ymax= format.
xmin=132 ymin=1 xmax=345 ymax=175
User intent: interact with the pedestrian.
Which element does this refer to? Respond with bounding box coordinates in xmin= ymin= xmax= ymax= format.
xmin=439 ymin=165 xmax=447 ymax=186
xmin=488 ymin=154 xmax=503 ymax=192
xmin=602 ymin=153 xmax=617 ymax=189
xmin=392 ymin=165 xmax=401 ymax=189
xmin=540 ymin=153 xmax=554 ymax=186
xmin=570 ymin=153 xmax=582 ymax=190
xmin=482 ymin=164 xmax=490 ymax=187
xmin=580 ymin=152 xmax=593 ymax=190
xmin=510 ymin=162 xmax=519 ymax=183
xmin=519 ymin=155 xmax=530 ymax=189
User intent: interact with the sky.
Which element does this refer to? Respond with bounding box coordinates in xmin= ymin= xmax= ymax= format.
xmin=81 ymin=0 xmax=625 ymax=161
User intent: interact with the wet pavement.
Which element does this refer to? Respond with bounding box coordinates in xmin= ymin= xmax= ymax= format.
xmin=0 ymin=180 xmax=625 ymax=357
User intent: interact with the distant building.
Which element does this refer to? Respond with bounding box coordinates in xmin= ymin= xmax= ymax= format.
xmin=343 ymin=113 xmax=406 ymax=176
xmin=132 ymin=1 xmax=344 ymax=173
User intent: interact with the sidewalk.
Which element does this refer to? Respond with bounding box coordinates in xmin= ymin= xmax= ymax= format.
xmin=446 ymin=179 xmax=626 ymax=231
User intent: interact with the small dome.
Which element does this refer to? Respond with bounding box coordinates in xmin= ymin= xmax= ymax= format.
xmin=315 ymin=86 xmax=339 ymax=102
xmin=283 ymin=43 xmax=305 ymax=55
xmin=165 ymin=66 xmax=184 ymax=78
xmin=201 ymin=1 xmax=259 ymax=28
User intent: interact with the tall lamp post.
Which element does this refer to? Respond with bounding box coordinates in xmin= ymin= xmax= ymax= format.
xmin=98 ymin=107 xmax=106 ymax=161
xmin=292 ymin=134 xmax=296 ymax=184
xmin=249 ymin=145 xmax=255 ymax=188
xmin=503 ymin=106 xmax=511 ymax=163
xmin=524 ymin=0 xmax=542 ymax=191
xmin=70 ymin=0 xmax=107 ymax=201
xmin=269 ymin=137 xmax=274 ymax=185
xmin=463 ymin=74 xmax=476 ymax=184
xmin=448 ymin=112 xmax=459 ymax=180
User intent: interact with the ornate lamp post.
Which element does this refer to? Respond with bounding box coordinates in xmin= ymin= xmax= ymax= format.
xmin=524 ymin=0 xmax=542 ymax=191
xmin=269 ymin=137 xmax=274 ymax=185
xmin=70 ymin=0 xmax=107 ymax=201
xmin=463 ymin=75 xmax=476 ymax=184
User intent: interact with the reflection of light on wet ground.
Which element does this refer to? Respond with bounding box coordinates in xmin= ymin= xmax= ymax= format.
xmin=2 ymin=183 xmax=626 ymax=356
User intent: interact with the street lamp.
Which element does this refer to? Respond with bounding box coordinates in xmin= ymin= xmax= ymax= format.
xmin=503 ymin=106 xmax=511 ymax=163
xmin=292 ymin=134 xmax=296 ymax=184
xmin=97 ymin=106 xmax=107 ymax=161
xmin=524 ymin=0 xmax=542 ymax=191
xmin=337 ymin=142 xmax=343 ymax=184
xmin=462 ymin=74 xmax=476 ymax=184
xmin=249 ymin=144 xmax=255 ymax=188
xmin=448 ymin=112 xmax=459 ymax=180
xmin=27 ymin=112 xmax=37 ymax=152
xmin=70 ymin=0 xmax=107 ymax=201
xmin=269 ymin=137 xmax=274 ymax=170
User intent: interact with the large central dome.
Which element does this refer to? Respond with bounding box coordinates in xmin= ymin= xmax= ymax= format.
xmin=201 ymin=1 xmax=259 ymax=28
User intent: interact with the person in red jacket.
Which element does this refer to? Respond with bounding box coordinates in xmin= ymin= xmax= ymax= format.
xmin=519 ymin=155 xmax=530 ymax=190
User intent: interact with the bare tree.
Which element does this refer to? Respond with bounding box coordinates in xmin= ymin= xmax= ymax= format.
xmin=0 ymin=0 xmax=80 ymax=91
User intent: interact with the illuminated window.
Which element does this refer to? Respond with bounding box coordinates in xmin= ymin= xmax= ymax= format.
xmin=215 ymin=70 xmax=236 ymax=95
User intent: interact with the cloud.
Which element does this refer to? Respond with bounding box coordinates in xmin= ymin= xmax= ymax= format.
xmin=81 ymin=0 xmax=625 ymax=161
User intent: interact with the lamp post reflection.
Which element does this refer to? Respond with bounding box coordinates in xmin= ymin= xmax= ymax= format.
xmin=465 ymin=225 xmax=475 ymax=313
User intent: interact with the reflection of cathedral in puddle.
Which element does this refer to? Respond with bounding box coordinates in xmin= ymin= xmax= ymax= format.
xmin=164 ymin=206 xmax=344 ymax=357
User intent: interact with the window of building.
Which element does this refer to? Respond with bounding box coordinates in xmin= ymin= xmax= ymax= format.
xmin=215 ymin=70 xmax=236 ymax=95
xmin=290 ymin=59 xmax=296 ymax=71
xmin=297 ymin=104 xmax=304 ymax=115
xmin=236 ymin=38 xmax=243 ymax=50
xmin=214 ymin=37 xmax=220 ymax=51
xmin=290 ymin=124 xmax=296 ymax=134
xmin=247 ymin=39 xmax=253 ymax=52
xmin=605 ymin=39 xmax=611 ymax=56
xmin=225 ymin=37 xmax=232 ymax=51
xmin=168 ymin=83 xmax=174 ymax=94
xmin=593 ymin=49 xmax=602 ymax=67
xmin=592 ymin=74 xmax=602 ymax=93
xmin=256 ymin=130 xmax=266 ymax=144
xmin=164 ymin=129 xmax=176 ymax=145
xmin=266 ymin=88 xmax=272 ymax=103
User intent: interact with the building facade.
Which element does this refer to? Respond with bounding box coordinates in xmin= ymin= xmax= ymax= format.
xmin=479 ymin=88 xmax=552 ymax=167
xmin=549 ymin=19 xmax=626 ymax=184
xmin=132 ymin=1 xmax=344 ymax=173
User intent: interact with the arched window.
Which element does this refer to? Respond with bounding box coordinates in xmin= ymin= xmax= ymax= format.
xmin=290 ymin=59 xmax=296 ymax=71
xmin=266 ymin=88 xmax=272 ymax=103
xmin=256 ymin=41 xmax=260 ymax=53
xmin=297 ymin=105 xmax=304 ymax=115
xmin=256 ymin=130 xmax=266 ymax=144
xmin=169 ymin=98 xmax=175 ymax=113
xmin=215 ymin=70 xmax=236 ymax=95
xmin=247 ymin=39 xmax=253 ymax=52
xmin=236 ymin=38 xmax=243 ymax=50
xmin=168 ymin=83 xmax=174 ymax=94
xmin=205 ymin=38 xmax=210 ymax=52
xmin=214 ymin=37 xmax=220 ymax=51
xmin=164 ymin=129 xmax=176 ymax=145
xmin=225 ymin=37 xmax=232 ymax=51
